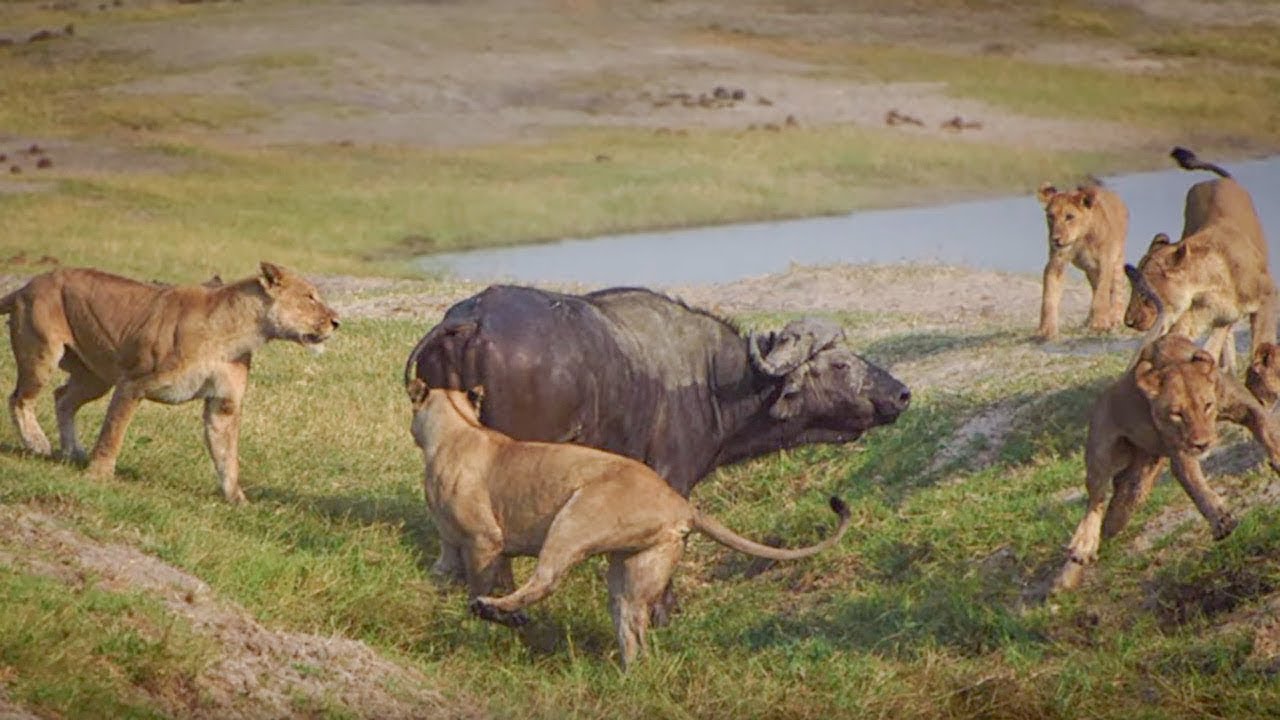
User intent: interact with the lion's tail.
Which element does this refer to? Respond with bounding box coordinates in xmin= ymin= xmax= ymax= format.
xmin=692 ymin=496 xmax=852 ymax=561
xmin=1170 ymin=147 xmax=1232 ymax=178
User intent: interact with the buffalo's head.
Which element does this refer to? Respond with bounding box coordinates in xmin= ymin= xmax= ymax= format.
xmin=748 ymin=318 xmax=909 ymax=432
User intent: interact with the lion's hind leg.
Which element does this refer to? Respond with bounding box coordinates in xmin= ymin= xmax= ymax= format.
xmin=608 ymin=540 xmax=684 ymax=670
xmin=53 ymin=354 xmax=111 ymax=463
xmin=7 ymin=310 xmax=63 ymax=456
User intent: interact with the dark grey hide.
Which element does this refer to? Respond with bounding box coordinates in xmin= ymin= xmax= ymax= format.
xmin=405 ymin=285 xmax=910 ymax=496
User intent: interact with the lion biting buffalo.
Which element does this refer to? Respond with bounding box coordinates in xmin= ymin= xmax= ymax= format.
xmin=404 ymin=285 xmax=910 ymax=593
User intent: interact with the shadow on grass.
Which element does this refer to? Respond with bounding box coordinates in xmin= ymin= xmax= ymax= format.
xmin=737 ymin=574 xmax=1047 ymax=659
xmin=253 ymin=484 xmax=441 ymax=571
xmin=858 ymin=329 xmax=1016 ymax=368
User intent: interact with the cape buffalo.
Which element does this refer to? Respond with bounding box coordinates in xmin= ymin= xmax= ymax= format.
xmin=406 ymin=283 xmax=908 ymax=492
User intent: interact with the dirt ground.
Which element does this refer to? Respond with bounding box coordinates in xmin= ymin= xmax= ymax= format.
xmin=4 ymin=0 xmax=1252 ymax=168
xmin=0 ymin=506 xmax=484 ymax=720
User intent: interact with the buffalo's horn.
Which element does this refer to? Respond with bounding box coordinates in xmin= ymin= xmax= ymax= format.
xmin=748 ymin=331 xmax=788 ymax=376
xmin=1124 ymin=263 xmax=1164 ymax=316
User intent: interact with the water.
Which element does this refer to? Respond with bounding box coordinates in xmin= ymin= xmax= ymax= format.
xmin=418 ymin=156 xmax=1280 ymax=286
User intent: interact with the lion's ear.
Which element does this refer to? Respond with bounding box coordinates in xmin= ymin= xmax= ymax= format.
xmin=1191 ymin=350 xmax=1217 ymax=375
xmin=1079 ymin=186 xmax=1099 ymax=209
xmin=1171 ymin=242 xmax=1189 ymax=265
xmin=259 ymin=262 xmax=286 ymax=289
xmin=1148 ymin=233 xmax=1172 ymax=251
xmin=1134 ymin=361 xmax=1163 ymax=399
xmin=405 ymin=378 xmax=429 ymax=405
xmin=1258 ymin=342 xmax=1280 ymax=369
xmin=1037 ymin=182 xmax=1057 ymax=205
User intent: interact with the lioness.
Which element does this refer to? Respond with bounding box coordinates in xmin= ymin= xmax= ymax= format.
xmin=1124 ymin=147 xmax=1277 ymax=369
xmin=1 ymin=263 xmax=339 ymax=503
xmin=407 ymin=383 xmax=852 ymax=669
xmin=1035 ymin=182 xmax=1129 ymax=340
xmin=1052 ymin=334 xmax=1280 ymax=592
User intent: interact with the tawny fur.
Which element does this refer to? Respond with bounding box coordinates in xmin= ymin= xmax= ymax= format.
xmin=407 ymin=384 xmax=851 ymax=669
xmin=1052 ymin=335 xmax=1280 ymax=593
xmin=1125 ymin=149 xmax=1277 ymax=370
xmin=1035 ymin=182 xmax=1129 ymax=340
xmin=1246 ymin=342 xmax=1280 ymax=410
xmin=0 ymin=263 xmax=339 ymax=503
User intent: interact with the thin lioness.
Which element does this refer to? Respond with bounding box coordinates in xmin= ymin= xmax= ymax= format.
xmin=1035 ymin=182 xmax=1129 ymax=340
xmin=1 ymin=263 xmax=339 ymax=503
xmin=1124 ymin=147 xmax=1277 ymax=369
xmin=1052 ymin=334 xmax=1280 ymax=592
xmin=407 ymin=383 xmax=852 ymax=669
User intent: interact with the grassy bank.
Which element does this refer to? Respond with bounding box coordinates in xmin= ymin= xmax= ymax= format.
xmin=2 ymin=0 xmax=1279 ymax=279
xmin=2 ymin=315 xmax=1279 ymax=718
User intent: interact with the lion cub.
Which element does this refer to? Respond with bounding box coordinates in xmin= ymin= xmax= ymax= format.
xmin=1053 ymin=335 xmax=1280 ymax=592
xmin=1124 ymin=147 xmax=1277 ymax=369
xmin=1035 ymin=182 xmax=1129 ymax=340
xmin=407 ymin=383 xmax=851 ymax=669
xmin=1 ymin=263 xmax=339 ymax=503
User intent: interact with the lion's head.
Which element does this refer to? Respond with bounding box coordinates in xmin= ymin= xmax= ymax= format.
xmin=258 ymin=262 xmax=340 ymax=348
xmin=1247 ymin=342 xmax=1280 ymax=408
xmin=1134 ymin=341 xmax=1218 ymax=457
xmin=1037 ymin=183 xmax=1102 ymax=249
xmin=1124 ymin=234 xmax=1195 ymax=332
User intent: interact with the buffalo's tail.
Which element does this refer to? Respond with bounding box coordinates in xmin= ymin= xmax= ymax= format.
xmin=692 ymin=496 xmax=852 ymax=561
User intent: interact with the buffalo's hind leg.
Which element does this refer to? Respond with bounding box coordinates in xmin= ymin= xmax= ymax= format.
xmin=54 ymin=354 xmax=110 ymax=463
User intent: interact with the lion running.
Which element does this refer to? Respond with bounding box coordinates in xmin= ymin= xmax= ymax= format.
xmin=1 ymin=263 xmax=339 ymax=503
xmin=1034 ymin=182 xmax=1129 ymax=340
xmin=1124 ymin=147 xmax=1277 ymax=369
xmin=407 ymin=383 xmax=851 ymax=669
xmin=1052 ymin=334 xmax=1280 ymax=592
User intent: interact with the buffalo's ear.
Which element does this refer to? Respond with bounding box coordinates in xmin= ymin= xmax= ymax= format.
xmin=1134 ymin=360 xmax=1163 ymax=399
xmin=1037 ymin=182 xmax=1057 ymax=205
xmin=769 ymin=373 xmax=806 ymax=420
xmin=259 ymin=261 xmax=287 ymax=290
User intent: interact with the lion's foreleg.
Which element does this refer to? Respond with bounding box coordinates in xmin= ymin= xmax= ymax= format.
xmin=203 ymin=395 xmax=246 ymax=504
xmin=1036 ymin=257 xmax=1067 ymax=340
xmin=86 ymin=385 xmax=143 ymax=477
xmin=1170 ymin=453 xmax=1236 ymax=540
xmin=1102 ymin=455 xmax=1163 ymax=539
xmin=1086 ymin=261 xmax=1115 ymax=332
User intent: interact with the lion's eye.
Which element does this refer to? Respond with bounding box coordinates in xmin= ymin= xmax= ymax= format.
xmin=833 ymin=361 xmax=849 ymax=371
xmin=1065 ymin=213 xmax=1075 ymax=221
xmin=1204 ymin=402 xmax=1214 ymax=413
xmin=1170 ymin=412 xmax=1184 ymax=424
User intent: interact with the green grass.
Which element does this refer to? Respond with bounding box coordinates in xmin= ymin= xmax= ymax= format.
xmin=1 ymin=317 xmax=1279 ymax=718
xmin=0 ymin=131 xmax=1119 ymax=281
